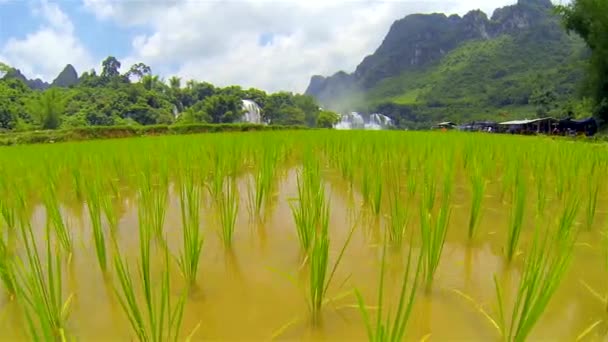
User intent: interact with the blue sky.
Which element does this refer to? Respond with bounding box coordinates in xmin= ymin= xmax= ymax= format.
xmin=0 ymin=0 xmax=559 ymax=92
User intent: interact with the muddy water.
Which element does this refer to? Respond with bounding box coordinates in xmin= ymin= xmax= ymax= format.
xmin=0 ymin=166 xmax=606 ymax=341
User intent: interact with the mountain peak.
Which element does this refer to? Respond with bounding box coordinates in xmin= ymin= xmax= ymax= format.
xmin=52 ymin=64 xmax=79 ymax=88
xmin=518 ymin=0 xmax=553 ymax=8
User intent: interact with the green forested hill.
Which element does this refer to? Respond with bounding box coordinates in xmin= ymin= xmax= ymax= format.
xmin=305 ymin=0 xmax=590 ymax=128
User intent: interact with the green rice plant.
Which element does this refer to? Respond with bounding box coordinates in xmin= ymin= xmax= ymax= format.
xmin=113 ymin=235 xmax=188 ymax=342
xmin=309 ymin=201 xmax=330 ymax=323
xmin=85 ymin=180 xmax=107 ymax=272
xmin=177 ymin=169 xmax=204 ymax=288
xmin=14 ymin=222 xmax=73 ymax=341
xmin=371 ymin=173 xmax=383 ymax=216
xmin=387 ymin=160 xmax=409 ymax=246
xmin=247 ymin=147 xmax=277 ymax=221
xmin=355 ymin=236 xmax=422 ymax=342
xmin=0 ymin=198 xmax=16 ymax=231
xmin=505 ymin=171 xmax=526 ymax=262
xmin=494 ymin=200 xmax=579 ymax=341
xmin=217 ymin=176 xmax=239 ymax=248
xmin=308 ymin=194 xmax=355 ymax=324
xmin=419 ymin=166 xmax=453 ymax=292
xmin=586 ymin=161 xmax=600 ymax=230
xmin=138 ymin=165 xmax=169 ymax=237
xmin=505 ymin=168 xmax=526 ymax=263
xmin=468 ymin=163 xmax=485 ymax=240
xmin=290 ymin=156 xmax=324 ymax=253
xmin=0 ymin=228 xmax=16 ymax=298
xmin=532 ymin=156 xmax=548 ymax=217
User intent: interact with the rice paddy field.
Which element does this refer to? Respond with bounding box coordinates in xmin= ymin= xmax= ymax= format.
xmin=0 ymin=130 xmax=607 ymax=341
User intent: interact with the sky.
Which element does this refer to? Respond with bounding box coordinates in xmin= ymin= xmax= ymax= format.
xmin=0 ymin=0 xmax=568 ymax=93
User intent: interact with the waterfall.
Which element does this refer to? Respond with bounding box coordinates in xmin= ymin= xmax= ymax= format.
xmin=335 ymin=112 xmax=365 ymax=130
xmin=241 ymin=99 xmax=262 ymax=124
xmin=365 ymin=113 xmax=393 ymax=130
xmin=334 ymin=112 xmax=393 ymax=130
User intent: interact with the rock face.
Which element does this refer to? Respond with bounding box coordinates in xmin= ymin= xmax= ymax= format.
xmin=305 ymin=0 xmax=558 ymax=105
xmin=51 ymin=64 xmax=79 ymax=88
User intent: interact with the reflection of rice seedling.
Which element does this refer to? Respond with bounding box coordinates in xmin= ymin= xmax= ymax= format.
xmin=505 ymin=169 xmax=526 ymax=262
xmin=355 ymin=237 xmax=422 ymax=341
xmin=43 ymin=184 xmax=72 ymax=256
xmin=114 ymin=236 xmax=188 ymax=341
xmin=177 ymin=169 xmax=204 ymax=288
xmin=15 ymin=222 xmax=73 ymax=341
xmin=85 ymin=180 xmax=107 ymax=272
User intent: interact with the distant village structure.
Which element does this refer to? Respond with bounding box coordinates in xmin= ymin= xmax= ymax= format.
xmin=433 ymin=117 xmax=598 ymax=136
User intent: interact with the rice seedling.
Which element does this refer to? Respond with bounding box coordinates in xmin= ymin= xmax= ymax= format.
xmin=0 ymin=198 xmax=16 ymax=231
xmin=468 ymin=161 xmax=485 ymax=240
xmin=505 ymin=168 xmax=526 ymax=263
xmin=355 ymin=236 xmax=422 ymax=342
xmin=247 ymin=146 xmax=277 ymax=221
xmin=586 ymin=160 xmax=600 ymax=230
xmin=138 ymin=163 xmax=169 ymax=238
xmin=14 ymin=222 xmax=73 ymax=341
xmin=290 ymin=155 xmax=324 ymax=253
xmin=308 ymin=195 xmax=356 ymax=324
xmin=85 ymin=180 xmax=108 ymax=272
xmin=419 ymin=163 xmax=453 ymax=292
xmin=386 ymin=159 xmax=409 ymax=246
xmin=217 ymin=176 xmax=239 ymax=248
xmin=493 ymin=198 xmax=579 ymax=341
xmin=0 ymin=228 xmax=16 ymax=298
xmin=177 ymin=168 xmax=204 ymax=288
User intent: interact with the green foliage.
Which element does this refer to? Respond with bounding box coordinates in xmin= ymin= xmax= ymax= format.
xmin=0 ymin=56 xmax=325 ymax=132
xmin=557 ymin=0 xmax=608 ymax=122
xmin=27 ymin=88 xmax=67 ymax=130
xmin=317 ymin=110 xmax=340 ymax=128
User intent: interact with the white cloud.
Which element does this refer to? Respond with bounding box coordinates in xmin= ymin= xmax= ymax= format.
xmin=0 ymin=0 xmax=93 ymax=81
xmin=85 ymin=0 xmax=566 ymax=92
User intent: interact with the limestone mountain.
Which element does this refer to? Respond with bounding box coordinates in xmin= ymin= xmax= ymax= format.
xmin=2 ymin=64 xmax=80 ymax=90
xmin=2 ymin=68 xmax=50 ymax=90
xmin=51 ymin=64 xmax=79 ymax=88
xmin=305 ymin=0 xmax=587 ymax=127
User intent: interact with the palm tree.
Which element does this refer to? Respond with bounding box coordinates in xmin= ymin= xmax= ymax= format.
xmin=27 ymin=89 xmax=66 ymax=129
xmin=169 ymin=76 xmax=181 ymax=90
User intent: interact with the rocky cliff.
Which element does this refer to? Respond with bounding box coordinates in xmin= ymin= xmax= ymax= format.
xmin=305 ymin=0 xmax=561 ymax=107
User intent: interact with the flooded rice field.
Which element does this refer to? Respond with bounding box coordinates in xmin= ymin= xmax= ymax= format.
xmin=0 ymin=131 xmax=607 ymax=341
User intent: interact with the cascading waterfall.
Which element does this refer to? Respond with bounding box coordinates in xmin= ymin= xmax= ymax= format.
xmin=334 ymin=112 xmax=393 ymax=130
xmin=241 ymin=99 xmax=263 ymax=124
xmin=365 ymin=113 xmax=393 ymax=130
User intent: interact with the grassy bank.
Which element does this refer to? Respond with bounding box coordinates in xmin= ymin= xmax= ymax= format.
xmin=0 ymin=123 xmax=308 ymax=146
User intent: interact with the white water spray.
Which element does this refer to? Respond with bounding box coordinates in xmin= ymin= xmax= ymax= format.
xmin=334 ymin=112 xmax=393 ymax=130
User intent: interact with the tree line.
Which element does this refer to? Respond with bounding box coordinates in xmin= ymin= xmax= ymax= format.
xmin=0 ymin=57 xmax=340 ymax=131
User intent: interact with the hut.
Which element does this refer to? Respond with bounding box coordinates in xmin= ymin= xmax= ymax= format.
xmin=498 ymin=117 xmax=558 ymax=135
xmin=557 ymin=117 xmax=598 ymax=136
xmin=432 ymin=122 xmax=457 ymax=130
